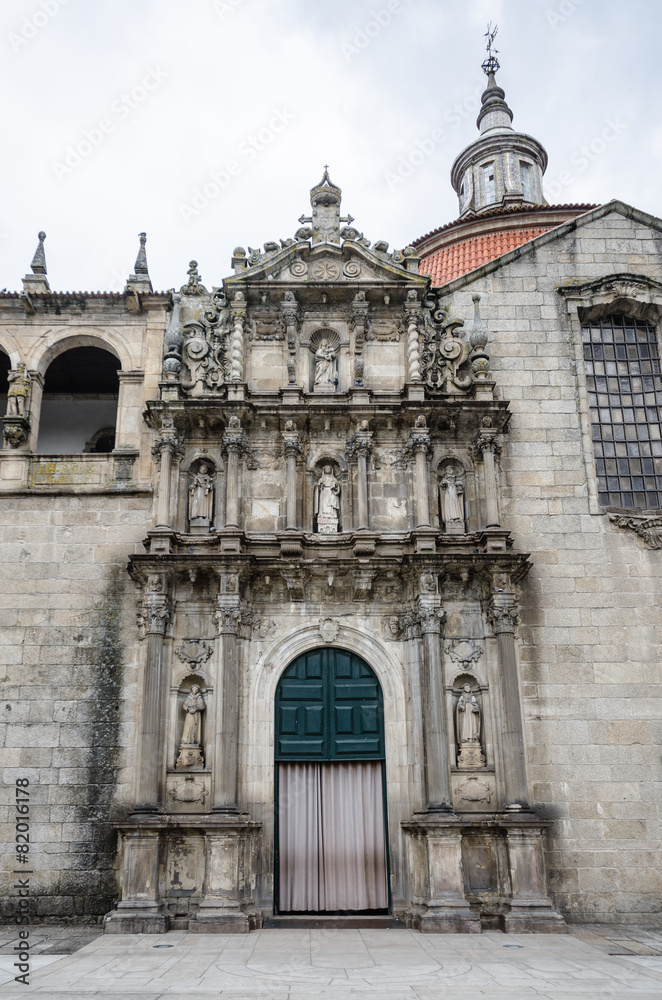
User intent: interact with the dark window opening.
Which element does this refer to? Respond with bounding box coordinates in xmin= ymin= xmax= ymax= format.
xmin=37 ymin=346 xmax=120 ymax=454
xmin=583 ymin=314 xmax=662 ymax=511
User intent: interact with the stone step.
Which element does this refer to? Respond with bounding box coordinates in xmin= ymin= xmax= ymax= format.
xmin=263 ymin=914 xmax=405 ymax=929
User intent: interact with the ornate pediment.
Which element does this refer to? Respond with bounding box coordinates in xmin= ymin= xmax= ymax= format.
xmin=226 ymin=239 xmax=426 ymax=286
xmin=225 ymin=169 xmax=426 ymax=287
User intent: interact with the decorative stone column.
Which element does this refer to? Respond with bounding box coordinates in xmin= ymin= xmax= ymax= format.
xmin=152 ymin=417 xmax=179 ymax=529
xmin=281 ymin=290 xmax=300 ymax=385
xmin=135 ymin=575 xmax=170 ymax=812
xmin=418 ymin=596 xmax=452 ymax=812
xmin=351 ymin=289 xmax=369 ymax=385
xmin=350 ymin=424 xmax=373 ymax=530
xmin=404 ymin=290 xmax=422 ymax=382
xmin=230 ymin=291 xmax=246 ymax=382
xmin=476 ymin=427 xmax=501 ymax=529
xmin=282 ymin=422 xmax=301 ymax=530
xmin=488 ymin=590 xmax=529 ymax=810
xmin=411 ymin=417 xmax=431 ymax=528
xmin=212 ymin=575 xmax=241 ymax=812
xmin=223 ymin=418 xmax=243 ymax=529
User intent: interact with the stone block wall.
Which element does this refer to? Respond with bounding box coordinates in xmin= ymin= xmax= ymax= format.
xmin=441 ymin=207 xmax=662 ymax=922
xmin=0 ymin=494 xmax=149 ymax=919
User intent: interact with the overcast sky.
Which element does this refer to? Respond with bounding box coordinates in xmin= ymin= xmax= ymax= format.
xmin=2 ymin=0 xmax=660 ymax=293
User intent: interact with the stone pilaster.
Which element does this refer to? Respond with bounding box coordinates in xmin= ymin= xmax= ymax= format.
xmin=212 ymin=575 xmax=241 ymax=812
xmin=223 ymin=419 xmax=243 ymax=529
xmin=476 ymin=428 xmax=501 ymax=529
xmin=152 ymin=417 xmax=180 ymax=529
xmin=282 ymin=424 xmax=302 ymax=530
xmin=487 ymin=588 xmax=529 ymax=810
xmin=348 ymin=427 xmax=373 ymax=530
xmin=417 ymin=593 xmax=452 ymax=812
xmin=135 ymin=576 xmax=171 ymax=813
xmin=411 ymin=418 xmax=431 ymax=528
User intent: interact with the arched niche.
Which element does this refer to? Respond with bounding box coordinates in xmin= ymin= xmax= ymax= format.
xmin=437 ymin=456 xmax=469 ymax=534
xmin=173 ymin=674 xmax=209 ymax=770
xmin=309 ymin=328 xmax=341 ymax=392
xmin=186 ymin=457 xmax=218 ymax=534
xmin=309 ymin=457 xmax=345 ymax=534
xmin=37 ymin=345 xmax=120 ymax=454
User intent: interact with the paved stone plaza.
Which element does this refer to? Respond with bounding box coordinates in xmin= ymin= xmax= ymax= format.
xmin=1 ymin=926 xmax=662 ymax=998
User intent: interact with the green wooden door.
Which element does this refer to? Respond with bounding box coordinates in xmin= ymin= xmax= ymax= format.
xmin=275 ymin=648 xmax=385 ymax=761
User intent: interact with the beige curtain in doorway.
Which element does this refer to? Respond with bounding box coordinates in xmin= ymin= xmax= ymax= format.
xmin=278 ymin=761 xmax=388 ymax=912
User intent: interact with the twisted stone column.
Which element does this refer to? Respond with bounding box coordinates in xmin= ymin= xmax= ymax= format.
xmin=135 ymin=578 xmax=170 ymax=812
xmin=418 ymin=602 xmax=452 ymax=811
xmin=411 ymin=420 xmax=431 ymax=528
xmin=230 ymin=292 xmax=246 ymax=382
xmin=488 ymin=597 xmax=529 ymax=809
xmin=405 ymin=291 xmax=422 ymax=382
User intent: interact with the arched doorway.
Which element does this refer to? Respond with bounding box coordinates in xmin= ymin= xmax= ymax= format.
xmin=275 ymin=647 xmax=388 ymax=914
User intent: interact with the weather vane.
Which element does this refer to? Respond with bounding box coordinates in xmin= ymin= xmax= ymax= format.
xmin=482 ymin=22 xmax=499 ymax=76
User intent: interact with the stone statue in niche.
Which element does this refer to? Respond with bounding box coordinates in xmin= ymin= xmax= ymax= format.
xmin=440 ymin=464 xmax=465 ymax=534
xmin=456 ymin=683 xmax=486 ymax=768
xmin=314 ymin=465 xmax=341 ymax=533
xmin=314 ymin=338 xmax=338 ymax=391
xmin=176 ymin=684 xmax=206 ymax=769
xmin=188 ymin=463 xmax=214 ymax=531
xmin=6 ymin=364 xmax=31 ymax=417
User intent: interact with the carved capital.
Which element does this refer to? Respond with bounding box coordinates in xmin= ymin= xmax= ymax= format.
xmin=487 ymin=602 xmax=519 ymax=635
xmin=383 ymin=610 xmax=422 ymax=641
xmin=282 ymin=433 xmax=302 ymax=459
xmin=417 ymin=602 xmax=445 ymax=635
xmin=213 ymin=605 xmax=241 ymax=635
xmin=474 ymin=431 xmax=501 ymax=460
xmin=137 ymin=601 xmax=170 ymax=638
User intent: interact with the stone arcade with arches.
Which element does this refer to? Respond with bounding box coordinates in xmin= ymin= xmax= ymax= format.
xmin=2 ymin=59 xmax=662 ymax=933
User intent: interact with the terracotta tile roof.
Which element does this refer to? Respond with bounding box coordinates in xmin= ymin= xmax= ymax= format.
xmin=412 ymin=203 xmax=598 ymax=247
xmin=420 ymin=225 xmax=553 ymax=285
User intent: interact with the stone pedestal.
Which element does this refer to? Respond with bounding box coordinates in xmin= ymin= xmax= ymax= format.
xmin=104 ymin=814 xmax=261 ymax=934
xmin=103 ymin=829 xmax=166 ymax=934
xmin=503 ymin=824 xmax=567 ymax=933
xmin=192 ymin=821 xmax=260 ymax=933
xmin=403 ymin=815 xmax=481 ymax=933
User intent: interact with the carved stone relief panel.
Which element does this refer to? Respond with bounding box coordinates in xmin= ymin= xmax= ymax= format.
xmin=166 ymin=774 xmax=211 ymax=814
xmin=451 ymin=772 xmax=496 ymax=813
xmin=165 ymin=834 xmax=205 ymax=895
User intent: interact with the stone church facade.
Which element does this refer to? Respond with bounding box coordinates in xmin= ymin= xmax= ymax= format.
xmin=1 ymin=60 xmax=661 ymax=931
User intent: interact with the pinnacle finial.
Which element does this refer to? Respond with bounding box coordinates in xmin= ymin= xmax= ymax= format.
xmin=30 ymin=231 xmax=47 ymax=275
xmin=133 ymin=232 xmax=149 ymax=276
xmin=482 ymin=21 xmax=499 ymax=77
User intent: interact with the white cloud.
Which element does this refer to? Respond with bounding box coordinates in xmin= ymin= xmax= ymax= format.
xmin=1 ymin=0 xmax=659 ymax=292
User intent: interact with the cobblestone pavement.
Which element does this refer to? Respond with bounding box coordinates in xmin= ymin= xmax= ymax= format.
xmin=1 ymin=924 xmax=661 ymax=998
